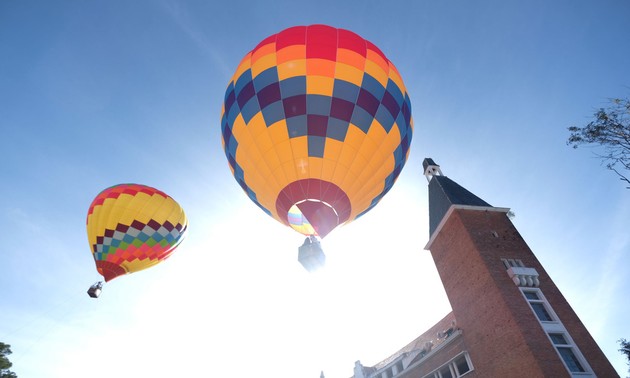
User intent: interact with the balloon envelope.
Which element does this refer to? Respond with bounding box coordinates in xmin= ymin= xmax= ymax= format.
xmin=221 ymin=24 xmax=412 ymax=238
xmin=86 ymin=184 xmax=188 ymax=282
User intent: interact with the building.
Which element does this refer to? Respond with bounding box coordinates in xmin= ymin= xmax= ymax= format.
xmin=350 ymin=158 xmax=619 ymax=378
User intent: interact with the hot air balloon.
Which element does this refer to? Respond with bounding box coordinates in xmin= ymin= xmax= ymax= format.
xmin=221 ymin=25 xmax=412 ymax=270
xmin=86 ymin=183 xmax=188 ymax=297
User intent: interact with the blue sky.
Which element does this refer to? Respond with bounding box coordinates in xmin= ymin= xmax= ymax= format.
xmin=1 ymin=1 xmax=629 ymax=377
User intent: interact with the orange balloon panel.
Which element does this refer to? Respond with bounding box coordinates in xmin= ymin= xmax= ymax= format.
xmin=221 ymin=25 xmax=413 ymax=238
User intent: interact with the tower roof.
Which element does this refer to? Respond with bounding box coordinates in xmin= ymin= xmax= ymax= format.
xmin=424 ymin=159 xmax=492 ymax=236
xmin=422 ymin=157 xmax=438 ymax=172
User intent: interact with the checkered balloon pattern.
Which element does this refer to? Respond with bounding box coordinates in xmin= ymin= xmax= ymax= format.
xmin=221 ymin=24 xmax=413 ymax=238
xmin=86 ymin=184 xmax=188 ymax=282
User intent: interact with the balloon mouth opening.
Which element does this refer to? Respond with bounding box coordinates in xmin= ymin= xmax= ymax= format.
xmin=276 ymin=179 xmax=351 ymax=238
xmin=96 ymin=260 xmax=127 ymax=282
xmin=288 ymin=199 xmax=339 ymax=236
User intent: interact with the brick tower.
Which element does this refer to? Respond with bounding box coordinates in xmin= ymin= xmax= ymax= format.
xmin=421 ymin=158 xmax=618 ymax=377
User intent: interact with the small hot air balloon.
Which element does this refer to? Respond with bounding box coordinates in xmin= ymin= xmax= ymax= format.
xmin=86 ymin=184 xmax=188 ymax=297
xmin=221 ymin=25 xmax=412 ymax=270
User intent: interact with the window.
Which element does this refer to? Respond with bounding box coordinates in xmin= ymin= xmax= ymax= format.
xmin=530 ymin=303 xmax=553 ymax=321
xmin=423 ymin=353 xmax=473 ymax=378
xmin=549 ymin=333 xmax=567 ymax=344
xmin=520 ymin=288 xmax=593 ymax=376
xmin=549 ymin=333 xmax=586 ymax=373
xmin=453 ymin=354 xmax=470 ymax=375
xmin=523 ymin=291 xmax=539 ymax=300
xmin=438 ymin=366 xmax=453 ymax=378
xmin=395 ymin=361 xmax=404 ymax=374
xmin=376 ymin=361 xmax=403 ymax=378
xmin=522 ymin=289 xmax=554 ymax=322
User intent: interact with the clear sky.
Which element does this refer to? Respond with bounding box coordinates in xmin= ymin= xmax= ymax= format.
xmin=1 ymin=1 xmax=629 ymax=377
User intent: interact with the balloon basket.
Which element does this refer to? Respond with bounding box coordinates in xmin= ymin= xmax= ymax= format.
xmin=298 ymin=237 xmax=326 ymax=272
xmin=87 ymin=281 xmax=103 ymax=298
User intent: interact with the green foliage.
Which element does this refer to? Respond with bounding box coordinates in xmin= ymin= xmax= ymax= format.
xmin=620 ymin=338 xmax=630 ymax=375
xmin=0 ymin=342 xmax=17 ymax=378
xmin=568 ymin=97 xmax=630 ymax=188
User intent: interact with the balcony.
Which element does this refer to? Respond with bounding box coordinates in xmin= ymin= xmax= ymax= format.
xmin=507 ymin=266 xmax=540 ymax=287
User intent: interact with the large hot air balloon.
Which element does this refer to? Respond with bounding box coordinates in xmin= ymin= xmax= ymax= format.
xmin=86 ymin=184 xmax=188 ymax=297
xmin=221 ymin=25 xmax=412 ymax=269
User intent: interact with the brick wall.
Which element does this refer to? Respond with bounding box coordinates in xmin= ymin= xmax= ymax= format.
xmin=428 ymin=208 xmax=618 ymax=377
xmin=430 ymin=209 xmax=567 ymax=377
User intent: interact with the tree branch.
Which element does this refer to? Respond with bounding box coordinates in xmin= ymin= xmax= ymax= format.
xmin=568 ymin=97 xmax=630 ymax=189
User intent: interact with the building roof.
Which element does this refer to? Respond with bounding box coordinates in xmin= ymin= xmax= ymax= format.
xmin=428 ymin=173 xmax=492 ymax=236
xmin=352 ymin=312 xmax=458 ymax=377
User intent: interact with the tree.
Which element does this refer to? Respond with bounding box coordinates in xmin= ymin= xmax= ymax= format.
xmin=567 ymin=97 xmax=630 ymax=189
xmin=620 ymin=338 xmax=630 ymax=375
xmin=0 ymin=342 xmax=17 ymax=378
